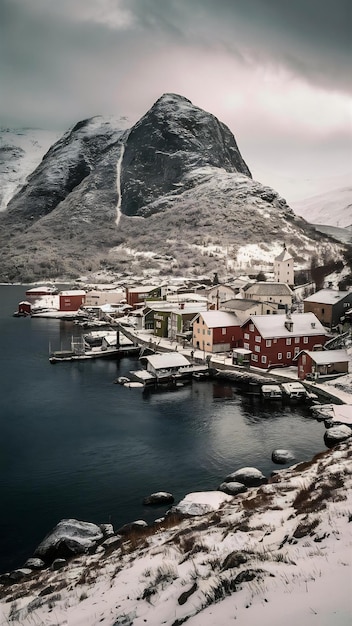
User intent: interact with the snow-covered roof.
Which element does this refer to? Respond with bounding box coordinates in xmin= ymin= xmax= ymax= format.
xmin=221 ymin=298 xmax=273 ymax=311
xmin=244 ymin=282 xmax=293 ymax=296
xmin=304 ymin=289 xmax=351 ymax=305
xmin=141 ymin=353 xmax=190 ymax=369
xmin=60 ymin=290 xmax=86 ymax=296
xmin=298 ymin=349 xmax=349 ymax=364
xmin=128 ymin=285 xmax=157 ymax=293
xmin=195 ymin=310 xmax=240 ymax=328
xmin=244 ymin=313 xmax=327 ymax=339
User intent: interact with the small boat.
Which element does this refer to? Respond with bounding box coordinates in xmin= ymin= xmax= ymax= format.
xmin=261 ymin=384 xmax=282 ymax=399
xmin=281 ymin=382 xmax=307 ymax=401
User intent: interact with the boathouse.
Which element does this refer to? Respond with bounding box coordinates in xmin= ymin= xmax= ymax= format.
xmin=294 ymin=348 xmax=350 ymax=381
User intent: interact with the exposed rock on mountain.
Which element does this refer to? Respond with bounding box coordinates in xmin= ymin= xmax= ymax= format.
xmin=0 ymin=94 xmax=347 ymax=282
xmin=121 ymin=93 xmax=251 ymax=217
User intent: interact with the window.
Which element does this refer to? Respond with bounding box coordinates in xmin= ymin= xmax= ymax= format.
xmin=244 ymin=333 xmax=249 ymax=340
xmin=255 ymin=345 xmax=260 ymax=352
xmin=294 ymin=347 xmax=299 ymax=356
xmin=273 ymin=338 xmax=277 ymax=343
xmin=286 ymin=338 xmax=292 ymax=345
xmin=244 ymin=342 xmax=250 ymax=350
xmin=203 ymin=329 xmax=205 ymax=335
xmin=222 ymin=328 xmax=226 ymax=335
xmin=255 ymin=335 xmax=261 ymax=343
xmin=278 ymin=352 xmax=282 ymax=360
xmin=207 ymin=330 xmax=211 ymax=335
xmin=251 ymin=354 xmax=258 ymax=362
xmin=302 ymin=355 xmax=306 ymax=365
xmin=261 ymin=355 xmax=267 ymax=364
xmin=249 ymin=324 xmax=254 ymax=332
xmin=287 ymin=352 xmax=291 ymax=359
xmin=295 ymin=337 xmax=299 ymax=343
xmin=266 ymin=339 xmax=272 ymax=347
xmin=197 ymin=328 xmax=200 ymax=333
xmin=303 ymin=336 xmax=308 ymax=344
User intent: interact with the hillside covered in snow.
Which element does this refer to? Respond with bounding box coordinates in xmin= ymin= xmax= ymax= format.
xmin=291 ymin=186 xmax=352 ymax=229
xmin=0 ymin=438 xmax=351 ymax=625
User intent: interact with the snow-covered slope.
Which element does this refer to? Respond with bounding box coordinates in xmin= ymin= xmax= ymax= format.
xmin=291 ymin=186 xmax=352 ymax=228
xmin=0 ymin=438 xmax=351 ymax=625
xmin=0 ymin=128 xmax=60 ymax=211
xmin=0 ymin=95 xmax=348 ymax=282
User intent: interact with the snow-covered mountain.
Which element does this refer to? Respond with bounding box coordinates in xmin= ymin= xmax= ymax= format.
xmin=0 ymin=128 xmax=60 ymax=211
xmin=0 ymin=95 xmax=348 ymax=282
xmin=291 ymin=186 xmax=352 ymax=228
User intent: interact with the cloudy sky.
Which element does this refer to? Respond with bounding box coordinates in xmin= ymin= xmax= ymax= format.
xmin=1 ymin=0 xmax=351 ymax=200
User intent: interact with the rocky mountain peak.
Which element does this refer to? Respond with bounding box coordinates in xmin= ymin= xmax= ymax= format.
xmin=120 ymin=93 xmax=251 ymax=217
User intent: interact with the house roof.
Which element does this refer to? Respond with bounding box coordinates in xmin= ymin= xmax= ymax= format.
xmin=127 ymin=285 xmax=157 ymax=294
xmin=295 ymin=349 xmax=349 ymax=364
xmin=141 ymin=353 xmax=190 ymax=369
xmin=304 ymin=289 xmax=351 ymax=305
xmin=221 ymin=298 xmax=275 ymax=311
xmin=243 ymin=313 xmax=327 ymax=339
xmin=195 ymin=310 xmax=240 ymax=328
xmin=244 ymin=282 xmax=293 ymax=296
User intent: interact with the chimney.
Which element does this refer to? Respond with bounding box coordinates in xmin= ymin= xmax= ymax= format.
xmin=284 ymin=313 xmax=293 ymax=332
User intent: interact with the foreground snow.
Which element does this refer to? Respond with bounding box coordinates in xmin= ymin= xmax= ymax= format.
xmin=0 ymin=439 xmax=351 ymax=626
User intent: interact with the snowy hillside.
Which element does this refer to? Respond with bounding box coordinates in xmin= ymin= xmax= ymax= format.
xmin=0 ymin=128 xmax=60 ymax=211
xmin=0 ymin=438 xmax=351 ymax=625
xmin=291 ymin=186 xmax=352 ymax=228
xmin=0 ymin=95 xmax=348 ymax=283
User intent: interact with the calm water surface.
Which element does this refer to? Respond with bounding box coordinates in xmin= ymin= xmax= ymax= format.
xmin=0 ymin=285 xmax=325 ymax=572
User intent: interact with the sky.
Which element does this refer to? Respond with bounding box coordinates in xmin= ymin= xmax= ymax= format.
xmin=0 ymin=0 xmax=351 ymax=201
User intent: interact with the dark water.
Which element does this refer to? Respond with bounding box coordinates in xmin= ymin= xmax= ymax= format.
xmin=0 ymin=285 xmax=325 ymax=572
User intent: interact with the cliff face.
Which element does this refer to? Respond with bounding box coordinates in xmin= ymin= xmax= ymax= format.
xmin=120 ymin=93 xmax=251 ymax=217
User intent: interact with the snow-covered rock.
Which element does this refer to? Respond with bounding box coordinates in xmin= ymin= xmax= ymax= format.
xmin=33 ymin=518 xmax=104 ymax=562
xmin=224 ymin=467 xmax=266 ymax=487
xmin=324 ymin=424 xmax=352 ymax=447
xmin=218 ymin=481 xmax=248 ymax=495
xmin=143 ymin=491 xmax=175 ymax=505
xmin=172 ymin=491 xmax=233 ymax=516
xmin=271 ymin=449 xmax=295 ymax=464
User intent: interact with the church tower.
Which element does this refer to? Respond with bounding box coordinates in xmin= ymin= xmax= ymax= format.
xmin=274 ymin=244 xmax=294 ymax=285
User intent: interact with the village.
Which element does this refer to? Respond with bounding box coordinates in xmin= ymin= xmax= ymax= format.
xmin=15 ymin=245 xmax=352 ymax=386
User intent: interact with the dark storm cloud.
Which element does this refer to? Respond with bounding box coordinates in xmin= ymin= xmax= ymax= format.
xmin=124 ymin=0 xmax=351 ymax=92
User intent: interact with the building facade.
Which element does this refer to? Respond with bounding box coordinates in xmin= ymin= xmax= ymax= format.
xmin=192 ymin=311 xmax=241 ymax=353
xmin=241 ymin=313 xmax=328 ymax=369
xmin=303 ymin=289 xmax=352 ymax=328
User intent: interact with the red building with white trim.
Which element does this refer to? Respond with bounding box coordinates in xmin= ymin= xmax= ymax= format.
xmin=241 ymin=313 xmax=328 ymax=369
xmin=59 ymin=290 xmax=86 ymax=312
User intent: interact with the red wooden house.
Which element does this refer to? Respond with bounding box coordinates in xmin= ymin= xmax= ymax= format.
xmin=294 ymin=349 xmax=349 ymax=381
xmin=241 ymin=313 xmax=328 ymax=369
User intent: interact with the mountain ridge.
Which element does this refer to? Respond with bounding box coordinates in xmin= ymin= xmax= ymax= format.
xmin=0 ymin=94 xmax=348 ymax=283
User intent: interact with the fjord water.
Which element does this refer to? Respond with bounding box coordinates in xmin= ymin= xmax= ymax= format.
xmin=0 ymin=285 xmax=325 ymax=572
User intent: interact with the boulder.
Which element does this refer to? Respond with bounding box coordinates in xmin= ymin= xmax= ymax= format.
xmin=23 ymin=558 xmax=45 ymax=570
xmin=172 ymin=491 xmax=232 ymax=516
xmin=116 ymin=520 xmax=148 ymax=535
xmin=324 ymin=425 xmax=352 ymax=447
xmin=9 ymin=568 xmax=32 ymax=582
xmin=99 ymin=523 xmax=115 ymax=538
xmin=271 ymin=449 xmax=295 ymax=464
xmin=224 ymin=467 xmax=266 ymax=487
xmin=101 ymin=535 xmax=122 ymax=550
xmin=143 ymin=491 xmax=174 ymax=505
xmin=34 ymin=519 xmax=104 ymax=562
xmin=218 ymin=481 xmax=247 ymax=496
xmin=51 ymin=559 xmax=66 ymax=571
